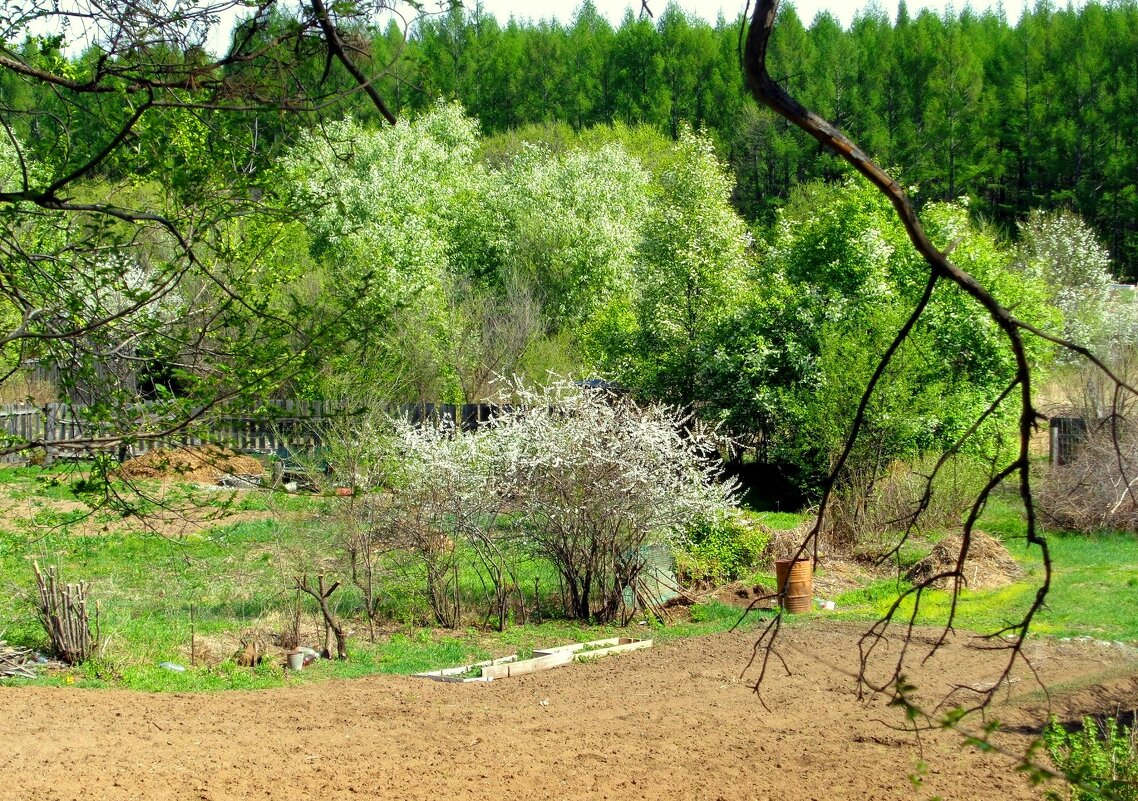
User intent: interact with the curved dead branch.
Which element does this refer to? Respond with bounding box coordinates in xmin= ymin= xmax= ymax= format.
xmin=740 ymin=0 xmax=1079 ymax=718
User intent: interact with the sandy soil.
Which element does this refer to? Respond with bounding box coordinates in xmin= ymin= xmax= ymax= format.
xmin=3 ymin=622 xmax=1136 ymax=801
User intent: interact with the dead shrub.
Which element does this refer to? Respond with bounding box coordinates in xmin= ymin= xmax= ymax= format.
xmin=32 ymin=562 xmax=98 ymax=665
xmin=1037 ymin=417 xmax=1138 ymax=532
xmin=821 ymin=456 xmax=988 ymax=557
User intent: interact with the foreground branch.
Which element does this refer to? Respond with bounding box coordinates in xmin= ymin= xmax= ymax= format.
xmin=741 ymin=0 xmax=1055 ymax=713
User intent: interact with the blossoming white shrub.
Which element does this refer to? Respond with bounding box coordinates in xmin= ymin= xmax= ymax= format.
xmin=483 ymin=379 xmax=738 ymax=622
xmin=356 ymin=380 xmax=739 ymax=625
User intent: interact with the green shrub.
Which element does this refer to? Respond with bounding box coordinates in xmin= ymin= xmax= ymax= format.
xmin=676 ymin=512 xmax=771 ymax=586
xmin=1043 ymin=715 xmax=1138 ymax=801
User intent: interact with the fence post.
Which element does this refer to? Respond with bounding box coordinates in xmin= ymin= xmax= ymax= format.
xmin=42 ymin=403 xmax=57 ymax=468
xmin=1050 ymin=416 xmax=1088 ymax=465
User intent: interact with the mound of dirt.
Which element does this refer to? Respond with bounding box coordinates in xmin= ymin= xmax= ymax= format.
xmin=906 ymin=530 xmax=1024 ymax=590
xmin=711 ymin=581 xmax=778 ymax=609
xmin=117 ymin=445 xmax=264 ymax=483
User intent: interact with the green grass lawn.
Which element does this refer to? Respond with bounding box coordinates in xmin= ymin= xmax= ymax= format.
xmin=10 ymin=464 xmax=1128 ymax=694
xmin=832 ymin=494 xmax=1138 ymax=643
xmin=0 ymin=466 xmax=784 ymax=691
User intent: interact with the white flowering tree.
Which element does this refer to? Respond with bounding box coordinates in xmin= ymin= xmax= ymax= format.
xmin=1016 ymin=209 xmax=1135 ymax=362
xmin=279 ymin=102 xmax=483 ymax=393
xmin=382 ymin=418 xmax=490 ymax=629
xmin=486 ymin=380 xmax=738 ymax=622
xmin=344 ymin=380 xmax=737 ymax=626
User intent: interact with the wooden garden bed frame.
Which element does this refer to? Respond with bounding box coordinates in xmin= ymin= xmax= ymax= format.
xmin=414 ymin=637 xmax=652 ymax=683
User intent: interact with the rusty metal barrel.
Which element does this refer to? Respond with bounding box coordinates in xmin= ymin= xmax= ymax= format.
xmin=775 ymin=558 xmax=813 ymax=613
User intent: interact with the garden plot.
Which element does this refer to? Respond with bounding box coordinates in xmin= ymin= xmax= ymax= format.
xmin=415 ymin=637 xmax=652 ymax=682
xmin=7 ymin=624 xmax=1136 ymax=801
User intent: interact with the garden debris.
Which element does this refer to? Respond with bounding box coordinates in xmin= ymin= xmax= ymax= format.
xmin=217 ymin=474 xmax=263 ymax=490
xmin=767 ymin=522 xmax=815 ymax=561
xmin=1 ymin=641 xmax=39 ymax=678
xmin=709 ymin=581 xmax=777 ymax=609
xmin=905 ymin=530 xmax=1024 ymax=590
xmin=297 ymin=649 xmax=319 ymax=667
xmin=234 ymin=633 xmax=267 ymax=667
xmin=812 ymin=558 xmax=879 ymax=598
xmin=117 ymin=446 xmax=264 ymax=484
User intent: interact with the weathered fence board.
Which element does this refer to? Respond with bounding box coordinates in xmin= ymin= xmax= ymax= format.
xmin=0 ymin=400 xmax=506 ymax=464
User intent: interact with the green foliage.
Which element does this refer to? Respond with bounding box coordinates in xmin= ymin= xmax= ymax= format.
xmin=1044 ymin=716 xmax=1138 ymax=801
xmin=276 ymin=104 xmax=666 ymax=400
xmin=676 ymin=511 xmax=771 ymax=586
xmin=711 ymin=179 xmax=1055 ymax=492
xmin=277 ymin=102 xmax=480 ymax=395
xmin=1016 ymin=210 xmax=1135 ymax=359
xmin=487 ymin=139 xmax=649 ymax=330
xmin=687 ymin=599 xmax=751 ymax=625
xmin=834 ymin=577 xmax=914 ymax=608
xmin=588 ymin=125 xmax=749 ymax=407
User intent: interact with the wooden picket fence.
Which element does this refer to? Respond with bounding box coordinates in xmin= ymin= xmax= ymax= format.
xmin=0 ymin=400 xmax=505 ymax=465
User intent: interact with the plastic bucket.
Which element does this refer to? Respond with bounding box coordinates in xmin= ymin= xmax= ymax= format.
xmin=775 ymin=558 xmax=813 ymax=613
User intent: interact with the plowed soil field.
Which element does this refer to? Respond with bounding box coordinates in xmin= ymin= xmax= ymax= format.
xmin=4 ymin=621 xmax=1136 ymax=801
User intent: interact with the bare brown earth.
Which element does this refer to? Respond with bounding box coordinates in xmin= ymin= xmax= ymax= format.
xmin=3 ymin=622 xmax=1136 ymax=801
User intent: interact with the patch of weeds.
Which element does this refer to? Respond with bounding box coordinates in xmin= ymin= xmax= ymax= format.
xmin=206 ymin=518 xmax=278 ymax=544
xmin=30 ymin=507 xmax=90 ymax=528
xmin=114 ymin=658 xmax=288 ymax=692
xmin=688 ymin=600 xmax=743 ymax=624
xmin=574 ymin=640 xmax=611 ymax=655
xmin=0 ymin=466 xmax=41 ymax=485
xmin=895 ymin=539 xmax=934 ymax=569
xmin=370 ymin=631 xmax=485 ymax=675
xmin=750 ymin=510 xmax=809 ymax=530
xmin=835 ymin=578 xmax=913 ymax=607
xmin=1044 ymin=715 xmax=1138 ymax=801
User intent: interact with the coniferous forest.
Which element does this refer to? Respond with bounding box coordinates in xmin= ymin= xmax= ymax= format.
xmin=5 ymin=2 xmax=1138 ymax=274
xmin=397 ymin=0 xmax=1138 ymax=276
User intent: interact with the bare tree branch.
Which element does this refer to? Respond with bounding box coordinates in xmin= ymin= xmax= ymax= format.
xmin=740 ymin=0 xmax=1069 ymax=715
